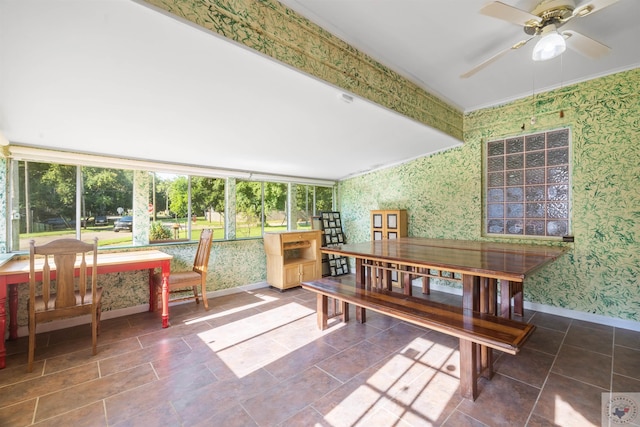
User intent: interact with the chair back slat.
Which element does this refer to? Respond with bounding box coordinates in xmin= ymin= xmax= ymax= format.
xmin=42 ymin=255 xmax=51 ymax=310
xmin=192 ymin=229 xmax=213 ymax=274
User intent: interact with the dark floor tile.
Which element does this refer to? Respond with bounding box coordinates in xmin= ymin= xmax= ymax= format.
xmin=98 ymin=337 xmax=191 ymax=376
xmin=564 ymin=323 xmax=613 ymax=355
xmin=552 ymin=344 xmax=612 ymax=389
xmin=442 ymin=410 xmax=488 ymax=426
xmin=263 ymin=339 xmax=338 ymax=381
xmin=280 ymin=406 xmax=328 ymax=427
xmin=530 ymin=312 xmax=572 ymax=333
xmin=612 ymin=374 xmax=640 ymax=393
xmin=320 ymin=321 xmax=382 ymax=351
xmin=366 ymin=321 xmax=429 ymax=353
xmin=616 ymin=328 xmax=640 ymax=350
xmin=105 ymin=363 xmax=218 ymax=425
xmin=36 ymin=364 xmax=157 ymax=422
xmin=113 ymin=401 xmax=182 ymax=427
xmin=457 ymin=374 xmax=540 ymax=427
xmin=241 ymin=366 xmax=341 ymax=426
xmin=614 ymin=345 xmax=640 ymax=381
xmin=494 ymin=346 xmax=555 ymax=388
xmin=192 ymin=403 xmax=259 ymax=427
xmin=523 ymin=326 xmax=565 ymax=355
xmin=316 ymin=340 xmax=394 ymax=383
xmin=532 ymin=372 xmax=606 ymax=427
xmin=0 ymin=363 xmax=100 ymax=409
xmin=33 ymin=401 xmax=106 ymax=427
xmin=0 ymin=399 xmax=36 ymax=427
xmin=526 ymin=413 xmax=562 ymax=426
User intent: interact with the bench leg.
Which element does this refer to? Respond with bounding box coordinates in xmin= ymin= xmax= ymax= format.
xmin=317 ymin=294 xmax=328 ymax=330
xmin=422 ymin=271 xmax=430 ymax=295
xmin=479 ymin=345 xmax=494 ymax=380
xmin=341 ymin=301 xmax=349 ymax=323
xmin=459 ymin=338 xmax=478 ymax=401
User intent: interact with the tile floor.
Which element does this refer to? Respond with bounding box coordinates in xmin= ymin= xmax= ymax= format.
xmin=1 ymin=280 xmax=640 ymax=426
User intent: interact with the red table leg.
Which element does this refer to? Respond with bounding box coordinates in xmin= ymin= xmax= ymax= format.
xmin=0 ymin=282 xmax=6 ymax=369
xmin=9 ymin=284 xmax=18 ymax=340
xmin=148 ymin=269 xmax=155 ymax=312
xmin=161 ymin=260 xmax=170 ymax=328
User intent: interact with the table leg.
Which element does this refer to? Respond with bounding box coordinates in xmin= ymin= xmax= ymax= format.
xmin=148 ymin=269 xmax=156 ymax=312
xmin=0 ymin=282 xmax=6 ymax=369
xmin=511 ymin=280 xmax=523 ymax=317
xmin=403 ymin=266 xmax=412 ymax=296
xmin=355 ymin=258 xmax=366 ymax=323
xmin=500 ymin=280 xmax=512 ymax=319
xmin=462 ymin=275 xmax=480 ymax=312
xmin=161 ymin=260 xmax=170 ymax=328
xmin=317 ymin=294 xmax=328 ymax=330
xmin=9 ymin=284 xmax=18 ymax=340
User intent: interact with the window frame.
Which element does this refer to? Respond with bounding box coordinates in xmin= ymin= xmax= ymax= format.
xmin=483 ymin=127 xmax=572 ymax=239
xmin=6 ymin=147 xmax=336 ymax=252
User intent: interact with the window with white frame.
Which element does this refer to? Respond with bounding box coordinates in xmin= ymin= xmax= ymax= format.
xmin=8 ymin=150 xmax=335 ymax=251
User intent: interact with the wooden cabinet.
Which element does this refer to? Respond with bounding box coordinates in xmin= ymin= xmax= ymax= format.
xmin=264 ymin=230 xmax=322 ymax=290
xmin=371 ymin=209 xmax=407 ymax=240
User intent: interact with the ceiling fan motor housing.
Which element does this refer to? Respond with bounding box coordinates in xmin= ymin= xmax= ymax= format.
xmin=524 ymin=0 xmax=576 ymax=34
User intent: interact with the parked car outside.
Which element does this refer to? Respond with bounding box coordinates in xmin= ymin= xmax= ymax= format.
xmin=113 ymin=216 xmax=133 ymax=232
xmin=42 ymin=217 xmax=68 ymax=230
xmin=94 ymin=215 xmax=108 ymax=226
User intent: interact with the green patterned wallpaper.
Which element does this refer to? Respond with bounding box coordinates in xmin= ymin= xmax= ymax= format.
xmin=142 ymin=0 xmax=463 ymax=139
xmin=339 ymin=68 xmax=640 ymax=321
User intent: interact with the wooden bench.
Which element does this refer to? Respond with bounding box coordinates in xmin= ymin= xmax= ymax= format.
xmin=301 ymin=277 xmax=535 ymax=401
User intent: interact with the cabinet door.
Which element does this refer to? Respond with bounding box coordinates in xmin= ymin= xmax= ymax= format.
xmin=300 ymin=262 xmax=317 ymax=283
xmin=284 ymin=264 xmax=301 ymax=287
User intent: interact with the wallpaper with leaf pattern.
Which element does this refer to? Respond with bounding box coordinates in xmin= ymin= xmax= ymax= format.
xmin=339 ymin=68 xmax=640 ymax=321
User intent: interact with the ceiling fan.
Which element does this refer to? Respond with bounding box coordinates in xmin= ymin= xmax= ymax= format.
xmin=461 ymin=0 xmax=618 ymax=78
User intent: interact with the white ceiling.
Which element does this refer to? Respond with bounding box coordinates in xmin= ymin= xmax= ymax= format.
xmin=1 ymin=0 xmax=638 ymax=182
xmin=279 ymin=0 xmax=640 ymax=111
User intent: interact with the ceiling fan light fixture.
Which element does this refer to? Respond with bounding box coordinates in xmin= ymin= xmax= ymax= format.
xmin=532 ymin=25 xmax=566 ymax=61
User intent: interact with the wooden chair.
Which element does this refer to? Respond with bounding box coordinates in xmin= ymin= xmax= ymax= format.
xmin=154 ymin=229 xmax=213 ymax=310
xmin=28 ymin=238 xmax=102 ymax=372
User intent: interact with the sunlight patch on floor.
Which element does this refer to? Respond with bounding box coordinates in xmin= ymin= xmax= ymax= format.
xmin=183 ymin=294 xmax=280 ymax=325
xmin=196 ymin=301 xmax=316 ymax=377
xmin=325 ymin=336 xmax=458 ymax=426
xmin=554 ymin=394 xmax=598 ymax=426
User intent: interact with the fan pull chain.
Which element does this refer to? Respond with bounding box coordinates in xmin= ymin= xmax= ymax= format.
xmin=559 ymin=54 xmax=565 ymax=118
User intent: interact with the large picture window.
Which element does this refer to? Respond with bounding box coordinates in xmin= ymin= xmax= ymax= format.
xmin=485 ymin=128 xmax=571 ymax=237
xmin=9 ymin=152 xmax=335 ymax=251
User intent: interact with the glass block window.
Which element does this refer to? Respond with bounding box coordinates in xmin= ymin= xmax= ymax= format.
xmin=485 ymin=128 xmax=571 ymax=237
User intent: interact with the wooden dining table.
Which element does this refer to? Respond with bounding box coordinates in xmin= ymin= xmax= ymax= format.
xmin=321 ymin=237 xmax=568 ymax=320
xmin=0 ymin=249 xmax=172 ymax=369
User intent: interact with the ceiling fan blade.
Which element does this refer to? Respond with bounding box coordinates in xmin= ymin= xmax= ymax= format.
xmin=572 ymin=0 xmax=619 ymax=18
xmin=460 ymin=37 xmax=534 ymax=78
xmin=563 ymin=30 xmax=611 ymax=58
xmin=480 ymin=1 xmax=541 ymax=26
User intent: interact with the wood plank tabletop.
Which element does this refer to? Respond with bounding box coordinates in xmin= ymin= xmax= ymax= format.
xmin=321 ymin=237 xmax=568 ymax=282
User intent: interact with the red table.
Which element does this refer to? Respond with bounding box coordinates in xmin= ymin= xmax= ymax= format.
xmin=0 ymin=249 xmax=172 ymax=369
